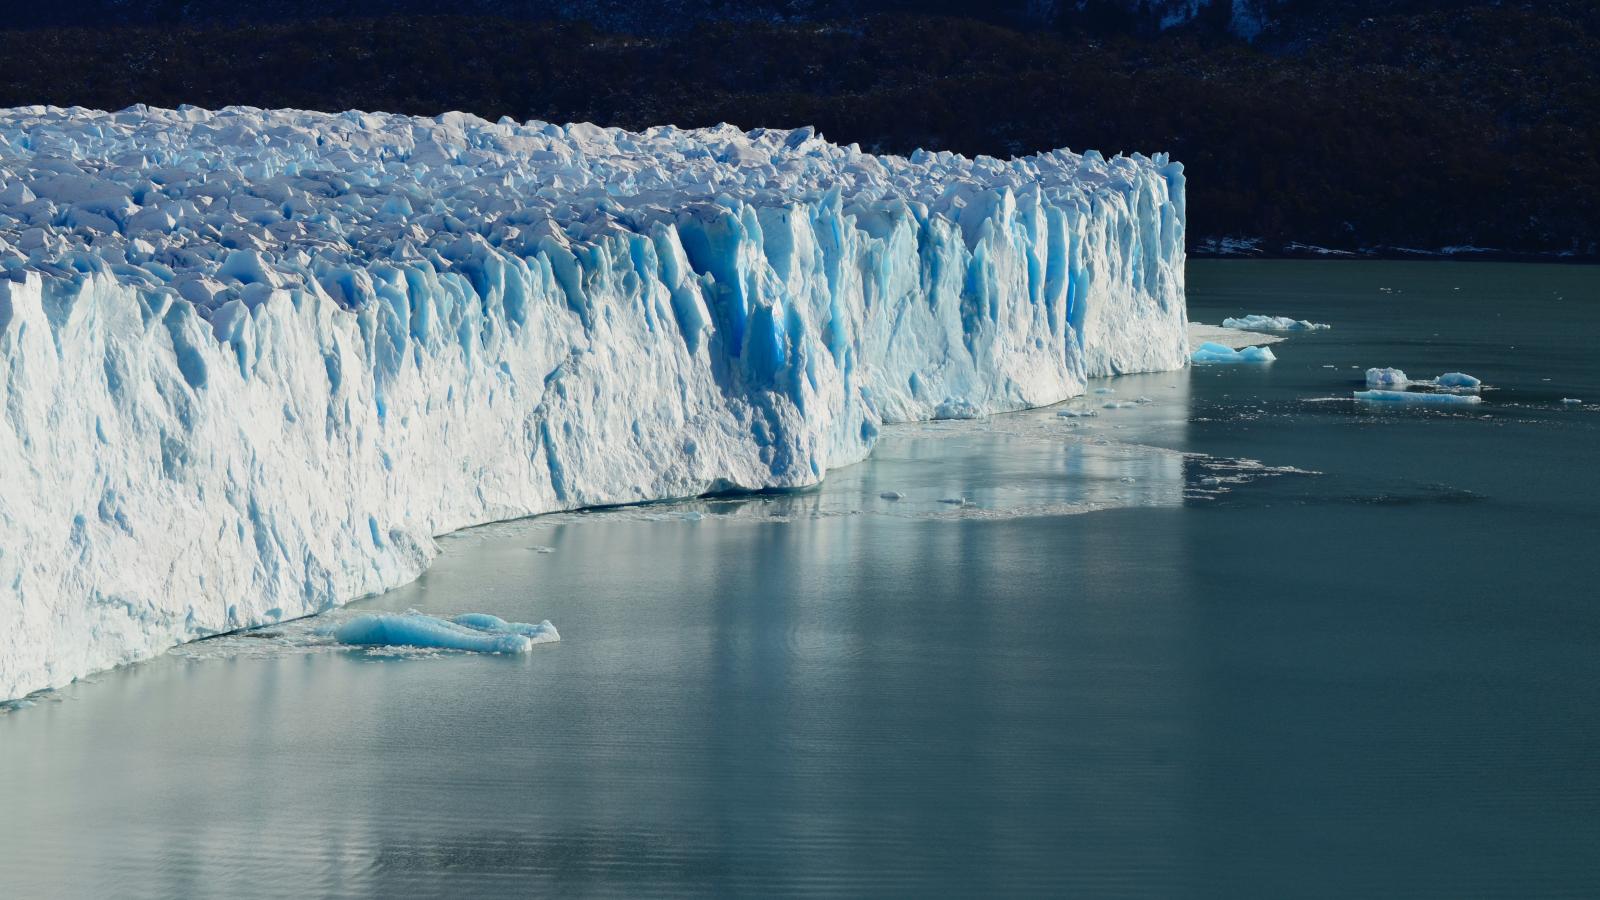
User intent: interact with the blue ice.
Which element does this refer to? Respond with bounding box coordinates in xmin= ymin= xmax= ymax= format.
xmin=1435 ymin=372 xmax=1481 ymax=389
xmin=334 ymin=612 xmax=554 ymax=653
xmin=1354 ymin=389 xmax=1482 ymax=406
xmin=452 ymin=613 xmax=560 ymax=643
xmin=1191 ymin=342 xmax=1276 ymax=364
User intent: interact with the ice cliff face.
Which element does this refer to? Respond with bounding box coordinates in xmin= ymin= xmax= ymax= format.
xmin=0 ymin=105 xmax=1187 ymax=699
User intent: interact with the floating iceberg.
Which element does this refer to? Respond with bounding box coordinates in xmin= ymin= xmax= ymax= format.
xmin=1435 ymin=372 xmax=1481 ymax=389
xmin=1354 ymin=390 xmax=1482 ymax=406
xmin=452 ymin=613 xmax=561 ymax=644
xmin=1222 ymin=315 xmax=1330 ymax=331
xmin=1366 ymin=367 xmax=1411 ymax=387
xmin=0 ymin=105 xmax=1188 ymax=699
xmin=1367 ymin=368 xmax=1482 ymax=391
xmin=335 ymin=612 xmax=553 ymax=653
xmin=1191 ymin=341 xmax=1276 ymax=364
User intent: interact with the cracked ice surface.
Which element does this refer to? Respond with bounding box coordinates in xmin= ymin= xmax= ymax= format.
xmin=0 ymin=105 xmax=1188 ymax=698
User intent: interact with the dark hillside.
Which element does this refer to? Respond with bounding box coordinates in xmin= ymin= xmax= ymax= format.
xmin=1 ymin=4 xmax=1594 ymax=257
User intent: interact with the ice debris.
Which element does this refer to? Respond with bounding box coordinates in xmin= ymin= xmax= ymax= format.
xmin=1366 ymin=368 xmax=1482 ymax=391
xmin=1435 ymin=372 xmax=1482 ymax=389
xmin=1191 ymin=341 xmax=1276 ymax=364
xmin=1222 ymin=315 xmax=1330 ymax=331
xmin=451 ymin=613 xmax=560 ymax=643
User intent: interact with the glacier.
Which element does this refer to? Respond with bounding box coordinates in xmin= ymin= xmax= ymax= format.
xmin=0 ymin=105 xmax=1188 ymax=700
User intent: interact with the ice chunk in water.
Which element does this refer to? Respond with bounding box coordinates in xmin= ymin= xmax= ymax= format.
xmin=1222 ymin=315 xmax=1330 ymax=331
xmin=452 ymin=614 xmax=561 ymax=644
xmin=1366 ymin=367 xmax=1410 ymax=387
xmin=1354 ymin=390 xmax=1482 ymax=406
xmin=1192 ymin=342 xmax=1276 ymax=364
xmin=1435 ymin=372 xmax=1482 ymax=389
xmin=335 ymin=613 xmax=545 ymax=653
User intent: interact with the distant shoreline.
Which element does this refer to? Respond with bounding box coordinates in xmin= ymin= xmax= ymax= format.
xmin=1190 ymin=240 xmax=1599 ymax=265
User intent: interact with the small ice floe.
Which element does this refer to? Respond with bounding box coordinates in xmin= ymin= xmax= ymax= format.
xmin=1561 ymin=398 xmax=1583 ymax=405
xmin=1103 ymin=401 xmax=1137 ymax=409
xmin=1191 ymin=342 xmax=1276 ymax=364
xmin=1436 ymin=372 xmax=1482 ymax=389
xmin=1366 ymin=367 xmax=1410 ymax=387
xmin=879 ymin=491 xmax=903 ymax=500
xmin=451 ymin=614 xmax=560 ymax=643
xmin=335 ymin=612 xmax=559 ymax=653
xmin=1093 ymin=387 xmax=1116 ymax=395
xmin=1354 ymin=390 xmax=1482 ymax=406
xmin=1134 ymin=396 xmax=1155 ymax=404
xmin=1057 ymin=408 xmax=1098 ymax=418
xmin=528 ymin=545 xmax=556 ymax=554
xmin=1367 ymin=368 xmax=1483 ymax=391
xmin=939 ymin=496 xmax=968 ymax=506
xmin=1222 ymin=315 xmax=1330 ymax=331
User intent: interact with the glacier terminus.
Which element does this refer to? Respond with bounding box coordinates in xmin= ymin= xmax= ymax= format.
xmin=0 ymin=105 xmax=1188 ymax=700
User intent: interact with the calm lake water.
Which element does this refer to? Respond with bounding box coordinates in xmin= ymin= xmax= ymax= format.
xmin=3 ymin=260 xmax=1598 ymax=898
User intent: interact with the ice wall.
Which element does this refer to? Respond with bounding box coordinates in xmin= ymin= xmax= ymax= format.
xmin=0 ymin=106 xmax=1187 ymax=699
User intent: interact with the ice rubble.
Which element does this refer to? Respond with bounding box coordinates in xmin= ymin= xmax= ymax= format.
xmin=1366 ymin=368 xmax=1482 ymax=390
xmin=0 ymin=105 xmax=1188 ymax=699
xmin=1191 ymin=341 xmax=1276 ymax=363
xmin=1221 ymin=314 xmax=1329 ymax=331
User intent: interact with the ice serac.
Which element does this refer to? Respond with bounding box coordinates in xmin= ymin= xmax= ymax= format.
xmin=0 ymin=105 xmax=1188 ymax=699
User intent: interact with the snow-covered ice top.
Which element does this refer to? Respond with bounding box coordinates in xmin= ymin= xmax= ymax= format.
xmin=0 ymin=104 xmax=1171 ymax=308
xmin=0 ymin=105 xmax=1188 ymax=700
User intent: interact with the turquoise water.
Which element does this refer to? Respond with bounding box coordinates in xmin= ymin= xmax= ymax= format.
xmin=2 ymin=260 xmax=1597 ymax=897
